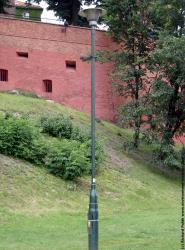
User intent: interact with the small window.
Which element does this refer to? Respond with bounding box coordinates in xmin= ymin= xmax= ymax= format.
xmin=22 ymin=12 xmax=30 ymax=19
xmin=66 ymin=60 xmax=76 ymax=70
xmin=43 ymin=80 xmax=52 ymax=93
xmin=17 ymin=52 xmax=28 ymax=58
xmin=0 ymin=69 xmax=8 ymax=82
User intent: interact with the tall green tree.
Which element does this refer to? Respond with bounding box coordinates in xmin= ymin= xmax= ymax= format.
xmin=0 ymin=0 xmax=10 ymax=13
xmin=102 ymin=0 xmax=156 ymax=148
xmin=151 ymin=0 xmax=185 ymax=36
xmin=32 ymin=0 xmax=102 ymax=26
xmin=146 ymin=0 xmax=185 ymax=167
xmin=31 ymin=0 xmax=82 ymax=25
xmin=148 ymin=35 xmax=185 ymax=167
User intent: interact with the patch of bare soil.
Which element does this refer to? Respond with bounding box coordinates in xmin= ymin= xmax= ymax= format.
xmin=104 ymin=145 xmax=130 ymax=171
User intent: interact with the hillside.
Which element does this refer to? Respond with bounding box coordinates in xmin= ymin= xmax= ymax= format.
xmin=0 ymin=93 xmax=180 ymax=250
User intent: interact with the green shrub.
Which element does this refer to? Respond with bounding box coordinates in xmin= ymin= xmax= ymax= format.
xmin=28 ymin=138 xmax=49 ymax=166
xmin=40 ymin=114 xmax=73 ymax=139
xmin=44 ymin=140 xmax=90 ymax=180
xmin=0 ymin=117 xmax=38 ymax=160
xmin=40 ymin=114 xmax=104 ymax=173
xmin=154 ymin=143 xmax=180 ymax=169
xmin=0 ymin=115 xmax=104 ymax=181
xmin=0 ymin=116 xmax=48 ymax=166
xmin=40 ymin=114 xmax=90 ymax=143
xmin=71 ymin=125 xmax=90 ymax=142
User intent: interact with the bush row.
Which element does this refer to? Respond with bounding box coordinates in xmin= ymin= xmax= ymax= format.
xmin=40 ymin=114 xmax=90 ymax=142
xmin=0 ymin=115 xmax=103 ymax=180
xmin=39 ymin=114 xmax=104 ymax=168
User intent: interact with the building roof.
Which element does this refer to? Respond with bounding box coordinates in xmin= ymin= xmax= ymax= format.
xmin=15 ymin=1 xmax=43 ymax=9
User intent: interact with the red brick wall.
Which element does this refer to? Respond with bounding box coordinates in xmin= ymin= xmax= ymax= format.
xmin=0 ymin=17 xmax=122 ymax=121
xmin=0 ymin=17 xmax=184 ymax=143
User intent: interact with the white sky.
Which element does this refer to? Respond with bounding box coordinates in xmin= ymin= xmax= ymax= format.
xmin=40 ymin=1 xmax=62 ymax=24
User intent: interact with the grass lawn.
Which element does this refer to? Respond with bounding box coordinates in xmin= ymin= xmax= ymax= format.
xmin=0 ymin=209 xmax=179 ymax=250
xmin=0 ymin=93 xmax=181 ymax=250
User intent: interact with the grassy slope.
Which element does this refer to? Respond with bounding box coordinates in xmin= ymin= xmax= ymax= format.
xmin=0 ymin=93 xmax=181 ymax=250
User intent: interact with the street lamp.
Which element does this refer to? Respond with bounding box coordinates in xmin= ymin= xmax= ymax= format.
xmin=79 ymin=7 xmax=106 ymax=250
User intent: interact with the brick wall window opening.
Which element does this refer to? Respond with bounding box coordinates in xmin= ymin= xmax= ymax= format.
xmin=0 ymin=69 xmax=8 ymax=82
xmin=66 ymin=60 xmax=76 ymax=70
xmin=17 ymin=52 xmax=28 ymax=58
xmin=43 ymin=80 xmax=52 ymax=93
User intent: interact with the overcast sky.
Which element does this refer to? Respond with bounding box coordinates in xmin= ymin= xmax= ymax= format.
xmin=39 ymin=1 xmax=60 ymax=23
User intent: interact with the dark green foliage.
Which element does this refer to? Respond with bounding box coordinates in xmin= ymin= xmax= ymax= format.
xmin=182 ymin=147 xmax=185 ymax=165
xmin=102 ymin=0 xmax=155 ymax=148
xmin=28 ymin=138 xmax=48 ymax=166
xmin=0 ymin=116 xmax=38 ymax=160
xmin=0 ymin=0 xmax=10 ymax=13
xmin=141 ymin=1 xmax=185 ymax=167
xmin=147 ymin=35 xmax=185 ymax=166
xmin=0 ymin=115 xmax=48 ymax=166
xmin=71 ymin=125 xmax=90 ymax=143
xmin=31 ymin=0 xmax=92 ymax=26
xmin=40 ymin=114 xmax=73 ymax=139
xmin=40 ymin=114 xmax=104 ymax=175
xmin=44 ymin=140 xmax=90 ymax=180
xmin=155 ymin=143 xmax=180 ymax=169
xmin=40 ymin=114 xmax=91 ymax=142
xmin=151 ymin=0 xmax=185 ymax=36
xmin=141 ymin=130 xmax=159 ymax=145
xmin=0 ymin=115 xmax=103 ymax=180
xmin=101 ymin=0 xmax=184 ymax=170
xmin=31 ymin=0 xmax=103 ymax=26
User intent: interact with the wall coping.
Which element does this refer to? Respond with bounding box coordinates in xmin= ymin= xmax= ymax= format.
xmin=0 ymin=15 xmax=107 ymax=34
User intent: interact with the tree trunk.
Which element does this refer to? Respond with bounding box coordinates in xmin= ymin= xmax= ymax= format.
xmin=71 ymin=0 xmax=80 ymax=26
xmin=133 ymin=65 xmax=142 ymax=149
xmin=159 ymin=84 xmax=180 ymax=159
xmin=133 ymin=119 xmax=141 ymax=148
xmin=162 ymin=84 xmax=179 ymax=143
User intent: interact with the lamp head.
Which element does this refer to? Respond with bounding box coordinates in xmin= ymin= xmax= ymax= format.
xmin=79 ymin=7 xmax=106 ymax=27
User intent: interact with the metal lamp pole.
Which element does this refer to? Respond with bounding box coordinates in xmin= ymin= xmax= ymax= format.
xmin=88 ymin=22 xmax=98 ymax=250
xmin=79 ymin=7 xmax=106 ymax=250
